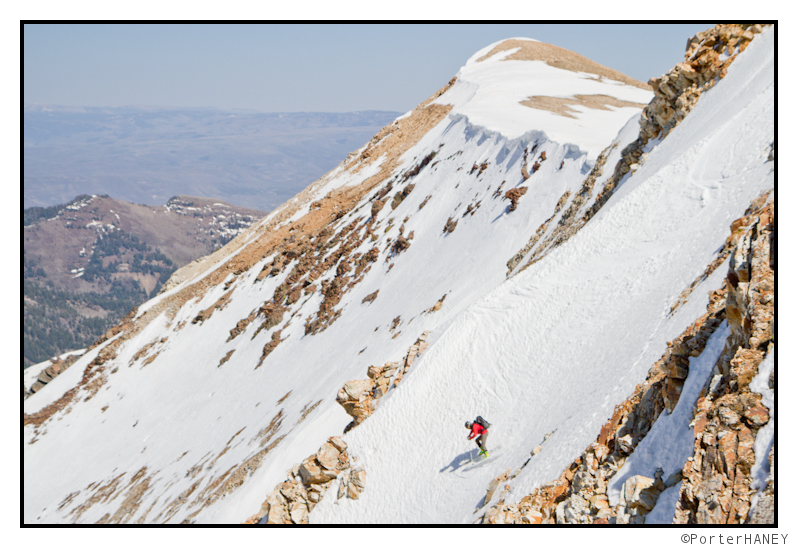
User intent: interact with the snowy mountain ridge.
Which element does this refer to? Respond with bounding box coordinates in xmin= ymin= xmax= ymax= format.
xmin=24 ymin=25 xmax=774 ymax=525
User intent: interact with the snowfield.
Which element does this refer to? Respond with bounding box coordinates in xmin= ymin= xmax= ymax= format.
xmin=313 ymin=28 xmax=773 ymax=524
xmin=23 ymin=28 xmax=774 ymax=525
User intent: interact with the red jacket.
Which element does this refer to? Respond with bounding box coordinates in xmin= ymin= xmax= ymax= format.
xmin=468 ymin=423 xmax=487 ymax=440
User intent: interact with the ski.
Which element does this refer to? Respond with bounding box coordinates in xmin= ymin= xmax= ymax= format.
xmin=460 ymin=446 xmax=501 ymax=471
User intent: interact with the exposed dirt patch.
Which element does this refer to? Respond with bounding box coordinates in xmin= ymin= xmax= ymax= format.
xmin=298 ymin=400 xmax=323 ymax=424
xmin=96 ymin=467 xmax=153 ymax=524
xmin=476 ymin=39 xmax=650 ymax=90
xmin=521 ymin=95 xmax=648 ymax=119
xmin=218 ymin=349 xmax=235 ymax=368
xmin=443 ymin=217 xmax=458 ymax=234
xmin=362 ymin=290 xmax=379 ymax=304
xmin=25 ymin=343 xmax=118 ymax=428
xmin=192 ymin=289 xmax=234 ymax=324
xmin=254 ymin=409 xmax=285 ymax=449
xmin=256 ymin=330 xmax=284 ymax=369
xmin=66 ymin=472 xmax=126 ymax=522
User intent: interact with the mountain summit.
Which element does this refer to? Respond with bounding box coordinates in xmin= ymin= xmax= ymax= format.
xmin=440 ymin=37 xmax=652 ymax=157
xmin=24 ymin=26 xmax=774 ymax=525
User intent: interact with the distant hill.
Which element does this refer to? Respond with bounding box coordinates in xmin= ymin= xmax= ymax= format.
xmin=23 ymin=106 xmax=402 ymax=211
xmin=23 ymin=194 xmax=265 ymax=367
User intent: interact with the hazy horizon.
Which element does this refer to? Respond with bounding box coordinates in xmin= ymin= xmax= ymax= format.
xmin=25 ymin=24 xmax=713 ymax=114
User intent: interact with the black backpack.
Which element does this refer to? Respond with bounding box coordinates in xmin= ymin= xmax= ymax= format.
xmin=475 ymin=416 xmax=491 ymax=429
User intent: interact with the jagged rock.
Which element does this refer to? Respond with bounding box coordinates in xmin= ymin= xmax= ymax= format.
xmin=342 ymin=379 xmax=373 ymax=401
xmin=371 ymin=199 xmax=386 ymax=219
xmin=570 ymin=470 xmax=594 ymax=493
xmin=391 ymin=184 xmax=415 ymax=210
xmin=429 ymin=294 xmax=446 ymax=313
xmin=289 ymin=499 xmax=309 ymax=524
xmin=484 ymin=469 xmax=513 ymax=508
xmin=743 ymin=404 xmax=769 ymax=426
xmin=336 ymin=334 xmax=431 ymax=431
xmin=259 ymin=436 xmax=352 ymax=524
xmin=503 ymin=187 xmax=528 ymax=212
xmin=641 ymin=24 xmax=767 ymax=141
xmin=298 ymin=459 xmax=337 ymax=484
xmin=390 ymin=235 xmax=410 ymax=256
xmin=316 ymin=442 xmax=346 ymax=471
xmin=27 ymin=355 xmax=81 ymax=396
xmin=674 ymin=199 xmax=774 ymax=524
xmin=264 ymin=490 xmax=290 ymax=524
xmin=589 ymin=493 xmax=609 ymax=511
xmin=617 ymin=434 xmax=633 ymax=454
xmin=328 ymin=436 xmax=347 ymax=453
xmin=336 ymin=379 xmax=377 ymax=429
xmin=361 ymin=290 xmax=379 ymax=304
xmin=621 ymin=475 xmax=658 ymax=512
xmin=555 ymin=500 xmax=567 ymax=524
xmin=347 ymin=468 xmax=366 ymax=499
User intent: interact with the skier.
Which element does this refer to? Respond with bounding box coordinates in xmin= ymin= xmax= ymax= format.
xmin=465 ymin=416 xmax=490 ymax=458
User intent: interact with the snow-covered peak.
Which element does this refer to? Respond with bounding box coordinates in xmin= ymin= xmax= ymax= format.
xmin=439 ymin=38 xmax=653 ymax=158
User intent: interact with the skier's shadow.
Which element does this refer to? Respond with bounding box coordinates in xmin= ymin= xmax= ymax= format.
xmin=439 ymin=449 xmax=479 ymax=473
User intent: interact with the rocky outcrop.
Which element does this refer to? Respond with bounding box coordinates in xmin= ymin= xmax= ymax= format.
xmin=483 ymin=194 xmax=774 ymax=524
xmin=506 ymin=190 xmax=572 ymax=275
xmin=674 ymin=199 xmax=774 ymax=524
xmin=26 ymin=352 xmax=84 ymax=397
xmin=641 ymin=25 xmax=768 ymax=141
xmin=192 ymin=289 xmax=234 ymax=324
xmin=427 ymin=294 xmax=446 ymax=314
xmin=337 ymin=467 xmax=367 ymax=501
xmin=470 ymin=161 xmax=489 ymax=177
xmin=402 ymin=151 xmax=437 ymax=182
xmin=511 ymin=24 xmax=769 ymax=276
xmin=389 ymin=235 xmax=411 ymax=256
xmin=391 ymin=184 xmax=415 ymax=210
xmin=503 ymin=187 xmax=528 ymax=213
xmin=246 ymin=332 xmax=433 ymax=524
xmin=247 ymin=437 xmax=352 ymax=524
xmin=337 ymin=332 xmax=431 ymax=432
xmin=361 ymin=290 xmax=379 ymax=304
xmin=443 ymin=216 xmax=458 ymax=234
xmin=371 ymin=199 xmax=386 ymax=219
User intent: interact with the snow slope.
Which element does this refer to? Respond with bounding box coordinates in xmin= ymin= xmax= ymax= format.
xmin=312 ymin=27 xmax=774 ymax=523
xmin=23 ymin=29 xmax=774 ymax=525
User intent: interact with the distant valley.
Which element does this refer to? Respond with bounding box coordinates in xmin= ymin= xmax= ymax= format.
xmin=23 ymin=106 xmax=402 ymax=211
xmin=23 ymin=194 xmax=265 ymax=367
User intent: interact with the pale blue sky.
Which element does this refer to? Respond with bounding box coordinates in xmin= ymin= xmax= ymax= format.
xmin=24 ymin=23 xmax=714 ymax=113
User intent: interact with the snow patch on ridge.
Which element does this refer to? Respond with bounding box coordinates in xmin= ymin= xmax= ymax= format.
xmin=436 ymin=37 xmax=653 ymax=159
